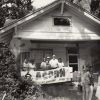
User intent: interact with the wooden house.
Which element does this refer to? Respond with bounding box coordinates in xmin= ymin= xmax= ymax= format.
xmin=1 ymin=0 xmax=100 ymax=72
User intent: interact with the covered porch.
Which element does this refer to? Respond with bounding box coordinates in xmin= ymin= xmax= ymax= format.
xmin=10 ymin=37 xmax=100 ymax=73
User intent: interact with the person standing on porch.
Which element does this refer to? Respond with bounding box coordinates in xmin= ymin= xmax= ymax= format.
xmin=40 ymin=58 xmax=47 ymax=70
xmin=58 ymin=58 xmax=64 ymax=67
xmin=46 ymin=56 xmax=51 ymax=70
xmin=28 ymin=59 xmax=36 ymax=70
xmin=23 ymin=59 xmax=29 ymax=68
xmin=49 ymin=55 xmax=59 ymax=69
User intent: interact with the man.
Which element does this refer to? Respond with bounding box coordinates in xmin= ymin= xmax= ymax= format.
xmin=82 ymin=66 xmax=94 ymax=100
xmin=46 ymin=56 xmax=51 ymax=70
xmin=49 ymin=55 xmax=58 ymax=69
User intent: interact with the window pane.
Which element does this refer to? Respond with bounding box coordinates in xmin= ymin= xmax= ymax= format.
xmin=68 ymin=48 xmax=78 ymax=54
xmin=69 ymin=64 xmax=78 ymax=71
xmin=21 ymin=52 xmax=30 ymax=63
xmin=54 ymin=17 xmax=70 ymax=26
xmin=69 ymin=56 xmax=78 ymax=63
xmin=30 ymin=50 xmax=43 ymax=63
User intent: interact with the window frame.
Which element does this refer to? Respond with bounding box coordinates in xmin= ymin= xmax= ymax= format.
xmin=20 ymin=48 xmax=53 ymax=65
xmin=66 ymin=47 xmax=79 ymax=72
xmin=52 ymin=15 xmax=72 ymax=27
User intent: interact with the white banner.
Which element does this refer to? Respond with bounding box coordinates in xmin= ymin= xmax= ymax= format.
xmin=21 ymin=67 xmax=73 ymax=84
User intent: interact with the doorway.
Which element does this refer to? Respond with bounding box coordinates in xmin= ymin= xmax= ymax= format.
xmin=66 ymin=47 xmax=79 ymax=72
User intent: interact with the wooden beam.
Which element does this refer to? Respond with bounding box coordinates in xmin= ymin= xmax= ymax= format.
xmin=61 ymin=0 xmax=65 ymax=15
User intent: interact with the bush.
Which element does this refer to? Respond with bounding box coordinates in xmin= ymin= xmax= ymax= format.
xmin=0 ymin=42 xmax=44 ymax=100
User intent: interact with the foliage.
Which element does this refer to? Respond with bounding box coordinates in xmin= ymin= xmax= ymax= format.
xmin=0 ymin=7 xmax=6 ymax=28
xmin=0 ymin=42 xmax=19 ymax=92
xmin=69 ymin=0 xmax=100 ymax=18
xmin=0 ymin=0 xmax=35 ymax=28
xmin=0 ymin=42 xmax=44 ymax=100
xmin=94 ymin=7 xmax=100 ymax=18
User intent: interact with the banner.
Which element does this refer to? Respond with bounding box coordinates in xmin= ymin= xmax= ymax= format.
xmin=21 ymin=67 xmax=73 ymax=84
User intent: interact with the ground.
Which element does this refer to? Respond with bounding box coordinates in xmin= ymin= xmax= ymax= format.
xmin=0 ymin=82 xmax=97 ymax=100
xmin=41 ymin=82 xmax=97 ymax=100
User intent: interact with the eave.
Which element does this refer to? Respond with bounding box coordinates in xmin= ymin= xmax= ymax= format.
xmin=0 ymin=0 xmax=61 ymax=34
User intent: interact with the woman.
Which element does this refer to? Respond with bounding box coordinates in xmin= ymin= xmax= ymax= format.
xmin=23 ymin=59 xmax=29 ymax=67
xmin=28 ymin=59 xmax=36 ymax=70
xmin=40 ymin=58 xmax=47 ymax=70
xmin=58 ymin=58 xmax=64 ymax=68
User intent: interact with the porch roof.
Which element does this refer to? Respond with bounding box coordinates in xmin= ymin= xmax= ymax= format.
xmin=14 ymin=31 xmax=100 ymax=41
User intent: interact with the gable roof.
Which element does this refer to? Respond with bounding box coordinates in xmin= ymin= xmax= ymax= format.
xmin=0 ymin=0 xmax=61 ymax=34
xmin=66 ymin=1 xmax=100 ymax=25
xmin=0 ymin=0 xmax=100 ymax=34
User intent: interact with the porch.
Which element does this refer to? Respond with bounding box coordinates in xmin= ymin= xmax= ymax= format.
xmin=10 ymin=39 xmax=100 ymax=73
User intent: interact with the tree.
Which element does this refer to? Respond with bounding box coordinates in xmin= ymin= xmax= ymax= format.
xmin=0 ymin=42 xmax=44 ymax=100
xmin=0 ymin=0 xmax=35 ymax=28
xmin=0 ymin=42 xmax=19 ymax=94
xmin=0 ymin=7 xmax=6 ymax=28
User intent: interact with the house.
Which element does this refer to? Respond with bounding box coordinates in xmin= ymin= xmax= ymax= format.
xmin=0 ymin=0 xmax=100 ymax=72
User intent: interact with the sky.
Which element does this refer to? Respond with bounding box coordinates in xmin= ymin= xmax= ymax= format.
xmin=32 ymin=0 xmax=56 ymax=9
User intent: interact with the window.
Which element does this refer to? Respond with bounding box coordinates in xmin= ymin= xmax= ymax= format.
xmin=68 ymin=48 xmax=78 ymax=54
xmin=53 ymin=16 xmax=72 ymax=26
xmin=67 ymin=47 xmax=79 ymax=72
xmin=69 ymin=56 xmax=78 ymax=63
xmin=20 ymin=52 xmax=30 ymax=65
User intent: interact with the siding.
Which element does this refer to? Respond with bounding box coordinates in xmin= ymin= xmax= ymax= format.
xmin=10 ymin=39 xmax=100 ymax=72
xmin=0 ymin=28 xmax=14 ymax=44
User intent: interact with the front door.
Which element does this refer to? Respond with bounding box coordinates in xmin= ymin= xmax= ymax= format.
xmin=66 ymin=47 xmax=79 ymax=72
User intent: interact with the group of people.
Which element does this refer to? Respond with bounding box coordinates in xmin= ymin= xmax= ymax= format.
xmin=23 ymin=58 xmax=36 ymax=70
xmin=40 ymin=55 xmax=64 ymax=70
xmin=23 ymin=54 xmax=64 ymax=71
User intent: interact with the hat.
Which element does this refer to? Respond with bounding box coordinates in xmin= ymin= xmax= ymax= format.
xmin=53 ymin=55 xmax=56 ymax=57
xmin=47 ymin=56 xmax=50 ymax=59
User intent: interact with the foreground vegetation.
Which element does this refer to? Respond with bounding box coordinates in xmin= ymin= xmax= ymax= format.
xmin=0 ymin=0 xmax=35 ymax=28
xmin=0 ymin=42 xmax=45 ymax=100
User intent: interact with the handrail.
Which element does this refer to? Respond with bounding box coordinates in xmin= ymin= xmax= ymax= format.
xmin=0 ymin=0 xmax=61 ymax=31
xmin=65 ymin=0 xmax=100 ymax=22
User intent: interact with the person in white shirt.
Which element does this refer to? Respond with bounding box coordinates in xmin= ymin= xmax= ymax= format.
xmin=49 ymin=55 xmax=58 ymax=69
xmin=28 ymin=59 xmax=36 ymax=70
xmin=58 ymin=58 xmax=64 ymax=68
xmin=40 ymin=58 xmax=47 ymax=70
xmin=23 ymin=59 xmax=29 ymax=68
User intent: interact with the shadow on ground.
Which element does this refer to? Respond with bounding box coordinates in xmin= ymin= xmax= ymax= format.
xmin=41 ymin=82 xmax=82 ymax=100
xmin=41 ymin=82 xmax=97 ymax=100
